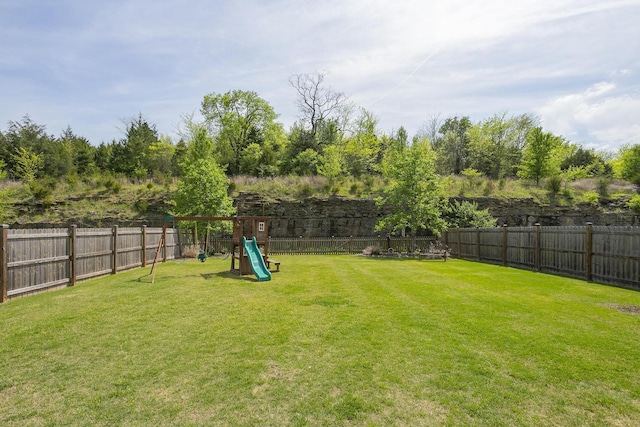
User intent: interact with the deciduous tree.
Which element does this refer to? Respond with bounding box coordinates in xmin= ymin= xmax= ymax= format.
xmin=376 ymin=138 xmax=447 ymax=247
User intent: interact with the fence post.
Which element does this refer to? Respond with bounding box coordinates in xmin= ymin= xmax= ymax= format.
xmin=162 ymin=225 xmax=168 ymax=262
xmin=112 ymin=225 xmax=118 ymax=275
xmin=69 ymin=225 xmax=77 ymax=286
xmin=585 ymin=222 xmax=593 ymax=282
xmin=476 ymin=227 xmax=481 ymax=261
xmin=535 ymin=223 xmax=541 ymax=271
xmin=502 ymin=224 xmax=508 ymax=266
xmin=298 ymin=236 xmax=302 ymax=255
xmin=456 ymin=227 xmax=461 ymax=258
xmin=348 ymin=236 xmax=353 ymax=254
xmin=141 ymin=225 xmax=147 ymax=267
xmin=0 ymin=225 xmax=8 ymax=303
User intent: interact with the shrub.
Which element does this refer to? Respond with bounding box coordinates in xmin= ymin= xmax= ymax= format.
xmin=628 ymin=195 xmax=640 ymax=213
xmin=581 ymin=191 xmax=599 ymax=205
xmin=546 ymin=175 xmax=563 ymax=196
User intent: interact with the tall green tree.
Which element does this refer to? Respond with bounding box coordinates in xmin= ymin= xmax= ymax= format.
xmin=201 ymin=90 xmax=279 ymax=175
xmin=518 ymin=127 xmax=562 ymax=185
xmin=111 ymin=114 xmax=159 ymax=178
xmin=344 ymin=109 xmax=380 ymax=177
xmin=467 ymin=113 xmax=537 ymax=179
xmin=613 ymin=144 xmax=640 ymax=185
xmin=376 ymin=138 xmax=447 ymax=246
xmin=433 ymin=116 xmax=471 ymax=175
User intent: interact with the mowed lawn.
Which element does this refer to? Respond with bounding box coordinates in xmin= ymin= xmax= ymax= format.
xmin=1 ymin=256 xmax=639 ymax=426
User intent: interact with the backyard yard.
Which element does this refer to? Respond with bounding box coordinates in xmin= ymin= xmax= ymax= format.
xmin=1 ymin=256 xmax=639 ymax=426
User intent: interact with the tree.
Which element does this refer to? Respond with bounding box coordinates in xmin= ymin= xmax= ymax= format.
xmin=467 ymin=112 xmax=538 ymax=179
xmin=289 ymin=72 xmax=346 ymax=138
xmin=613 ymin=144 xmax=640 ymax=186
xmin=344 ymin=109 xmax=380 ymax=177
xmin=60 ymin=126 xmax=96 ymax=176
xmin=376 ymin=138 xmax=447 ymax=247
xmin=201 ymin=90 xmax=279 ymax=175
xmin=317 ymin=144 xmax=345 ymax=184
xmin=12 ymin=147 xmax=43 ymax=183
xmin=433 ymin=116 xmax=471 ymax=175
xmin=111 ymin=114 xmax=159 ymax=178
xmin=517 ymin=127 xmax=562 ymax=185
xmin=173 ymin=157 xmax=234 ymax=233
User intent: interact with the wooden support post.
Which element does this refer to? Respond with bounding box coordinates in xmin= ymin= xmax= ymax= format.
xmin=535 ymin=223 xmax=541 ymax=271
xmin=0 ymin=225 xmax=8 ymax=303
xmin=585 ymin=222 xmax=593 ymax=282
xmin=69 ymin=225 xmax=77 ymax=286
xmin=162 ymin=223 xmax=168 ymax=262
xmin=112 ymin=225 xmax=119 ymax=275
xmin=476 ymin=227 xmax=481 ymax=261
xmin=141 ymin=225 xmax=147 ymax=267
xmin=502 ymin=224 xmax=508 ymax=266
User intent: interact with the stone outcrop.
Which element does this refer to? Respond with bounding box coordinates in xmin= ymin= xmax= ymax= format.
xmin=235 ymin=192 xmax=639 ymax=237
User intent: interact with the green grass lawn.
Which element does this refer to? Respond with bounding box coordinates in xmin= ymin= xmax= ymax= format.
xmin=1 ymin=256 xmax=639 ymax=426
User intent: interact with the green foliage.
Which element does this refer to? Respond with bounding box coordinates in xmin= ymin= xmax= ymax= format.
xmin=291 ymin=148 xmax=320 ymax=175
xmin=431 ymin=116 xmax=472 ymax=175
xmin=467 ymin=112 xmax=537 ymax=179
xmin=613 ymin=144 xmax=640 ymax=185
xmin=173 ymin=157 xmax=233 ymax=232
xmin=29 ymin=178 xmax=55 ymax=202
xmin=317 ymin=144 xmax=344 ymax=184
xmin=546 ymin=175 xmax=563 ymax=196
xmin=201 ymin=90 xmax=279 ymax=175
xmin=627 ymin=195 xmax=640 ymax=213
xmin=12 ymin=146 xmax=44 ymax=183
xmin=517 ymin=127 xmax=562 ymax=185
xmin=580 ymin=191 xmax=600 ymax=205
xmin=376 ymin=138 xmax=446 ymax=237
xmin=445 ymin=200 xmax=497 ymax=228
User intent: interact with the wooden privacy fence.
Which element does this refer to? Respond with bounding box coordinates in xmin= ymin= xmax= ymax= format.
xmin=0 ymin=225 xmax=182 ymax=302
xmin=445 ymin=224 xmax=640 ymax=290
xmin=207 ymin=235 xmax=438 ymax=255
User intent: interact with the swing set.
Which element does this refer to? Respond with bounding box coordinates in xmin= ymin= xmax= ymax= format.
xmin=147 ymin=215 xmax=277 ymax=282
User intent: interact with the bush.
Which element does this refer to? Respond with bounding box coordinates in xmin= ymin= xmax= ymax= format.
xmin=29 ymin=180 xmax=53 ymax=202
xmin=628 ymin=195 xmax=640 ymax=213
xmin=546 ymin=175 xmax=563 ymax=196
xmin=581 ymin=191 xmax=599 ymax=205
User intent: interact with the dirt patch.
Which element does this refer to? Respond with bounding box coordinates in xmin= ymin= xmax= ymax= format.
xmin=604 ymin=304 xmax=640 ymax=315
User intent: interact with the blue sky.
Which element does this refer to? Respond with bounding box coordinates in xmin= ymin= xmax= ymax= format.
xmin=1 ymin=0 xmax=639 ymax=151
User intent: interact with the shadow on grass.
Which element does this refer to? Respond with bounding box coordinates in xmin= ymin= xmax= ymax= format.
xmin=201 ymin=271 xmax=257 ymax=283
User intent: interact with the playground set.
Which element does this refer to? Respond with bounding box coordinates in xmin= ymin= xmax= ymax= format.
xmin=149 ymin=215 xmax=277 ymax=282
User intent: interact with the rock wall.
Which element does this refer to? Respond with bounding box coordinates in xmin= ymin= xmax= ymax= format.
xmin=235 ymin=192 xmax=639 ymax=237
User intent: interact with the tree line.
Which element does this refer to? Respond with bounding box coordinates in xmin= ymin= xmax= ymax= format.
xmin=1 ymin=72 xmax=639 ymax=188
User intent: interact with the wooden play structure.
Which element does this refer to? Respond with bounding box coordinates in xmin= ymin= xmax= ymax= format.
xmin=159 ymin=215 xmax=277 ymax=281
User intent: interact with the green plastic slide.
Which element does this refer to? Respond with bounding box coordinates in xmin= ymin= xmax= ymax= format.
xmin=242 ymin=236 xmax=272 ymax=282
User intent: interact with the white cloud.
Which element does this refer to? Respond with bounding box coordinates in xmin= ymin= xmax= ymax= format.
xmin=538 ymin=79 xmax=640 ymax=150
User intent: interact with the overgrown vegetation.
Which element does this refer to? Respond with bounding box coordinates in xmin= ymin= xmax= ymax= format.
xmin=1 ymin=257 xmax=639 ymax=425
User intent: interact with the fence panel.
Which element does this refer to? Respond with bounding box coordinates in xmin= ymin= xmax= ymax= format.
xmin=506 ymin=227 xmax=536 ymax=270
xmin=116 ymin=228 xmax=143 ymax=271
xmin=539 ymin=226 xmax=585 ymax=279
xmin=6 ymin=229 xmax=70 ymax=296
xmin=458 ymin=229 xmax=479 ymax=259
xmin=478 ymin=228 xmax=503 ymax=265
xmin=76 ymin=228 xmax=113 ymax=281
xmin=592 ymin=226 xmax=640 ymax=289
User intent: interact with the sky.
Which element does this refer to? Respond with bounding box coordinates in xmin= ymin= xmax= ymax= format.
xmin=1 ymin=0 xmax=639 ymax=151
